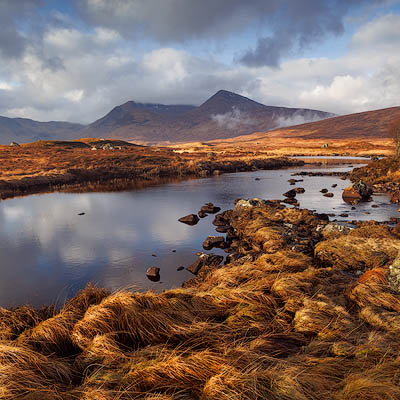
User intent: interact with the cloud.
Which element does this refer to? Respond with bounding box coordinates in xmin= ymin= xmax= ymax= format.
xmin=211 ymin=107 xmax=253 ymax=130
xmin=0 ymin=0 xmax=41 ymax=59
xmin=273 ymin=110 xmax=334 ymax=129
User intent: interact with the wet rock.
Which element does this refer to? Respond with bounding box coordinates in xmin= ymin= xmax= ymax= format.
xmin=351 ymin=206 xmax=356 ymax=210
xmin=203 ymin=236 xmax=225 ymax=250
xmin=216 ymin=225 xmax=231 ymax=233
xmin=340 ymin=213 xmax=349 ymax=217
xmin=283 ymin=189 xmax=297 ymax=198
xmin=146 ymin=267 xmax=160 ymax=282
xmin=282 ymin=198 xmax=299 ymax=206
xmin=320 ymin=189 xmax=328 ymax=194
xmin=315 ymin=213 xmax=330 ymax=222
xmin=213 ymin=213 xmax=228 ymax=226
xmin=198 ymin=210 xmax=207 ymax=218
xmin=371 ymin=204 xmax=379 ymax=208
xmin=178 ymin=214 xmax=200 ymax=225
xmin=255 ymin=177 xmax=260 ymax=181
xmin=332 ymin=184 xmax=338 ymax=188
xmin=323 ymin=193 xmax=334 ymax=197
xmin=78 ymin=212 xmax=85 ymax=216
xmin=295 ymin=187 xmax=305 ymax=193
xmin=177 ymin=266 xmax=184 ymax=271
xmin=186 ymin=253 xmax=223 ymax=275
xmin=200 ymin=203 xmax=221 ymax=214
xmin=342 ymin=181 xmax=373 ymax=204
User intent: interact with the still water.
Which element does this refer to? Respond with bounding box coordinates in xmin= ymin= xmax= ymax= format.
xmin=0 ymin=161 xmax=398 ymax=308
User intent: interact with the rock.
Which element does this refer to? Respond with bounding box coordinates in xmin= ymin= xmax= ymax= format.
xmin=146 ymin=267 xmax=160 ymax=282
xmin=9 ymin=141 xmax=20 ymax=147
xmin=332 ymin=184 xmax=338 ymax=188
xmin=198 ymin=210 xmax=207 ymax=218
xmin=200 ymin=203 xmax=221 ymax=214
xmin=315 ymin=213 xmax=330 ymax=222
xmin=255 ymin=177 xmax=260 ymax=181
xmin=321 ymin=223 xmax=350 ymax=238
xmin=294 ymin=187 xmax=305 ymax=194
xmin=177 ymin=266 xmax=184 ymax=271
xmin=342 ymin=181 xmax=373 ymax=204
xmin=78 ymin=212 xmax=85 ymax=216
xmin=225 ymin=253 xmax=243 ymax=264
xmin=323 ymin=193 xmax=334 ymax=197
xmin=202 ymin=236 xmax=225 ymax=250
xmin=178 ymin=214 xmax=200 ymax=225
xmin=212 ymin=213 xmax=228 ymax=226
xmin=283 ymin=189 xmax=297 ymax=198
xmin=320 ymin=189 xmax=328 ymax=193
xmin=371 ymin=204 xmax=379 ymax=208
xmin=186 ymin=253 xmax=223 ymax=275
xmin=282 ymin=198 xmax=299 ymax=205
xmin=340 ymin=213 xmax=349 ymax=217
xmin=216 ymin=225 xmax=231 ymax=233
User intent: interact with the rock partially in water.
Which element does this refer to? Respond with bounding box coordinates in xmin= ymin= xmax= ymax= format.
xmin=283 ymin=189 xmax=297 ymax=198
xmin=200 ymin=203 xmax=221 ymax=214
xmin=320 ymin=188 xmax=328 ymax=194
xmin=295 ymin=187 xmax=305 ymax=194
xmin=186 ymin=253 xmax=224 ymax=275
xmin=146 ymin=267 xmax=160 ymax=282
xmin=178 ymin=214 xmax=200 ymax=225
xmin=342 ymin=181 xmax=373 ymax=204
xmin=323 ymin=192 xmax=334 ymax=197
xmin=198 ymin=210 xmax=207 ymax=218
xmin=203 ymin=236 xmax=225 ymax=250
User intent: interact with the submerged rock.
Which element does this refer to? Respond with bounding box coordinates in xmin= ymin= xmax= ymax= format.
xmin=178 ymin=214 xmax=200 ymax=225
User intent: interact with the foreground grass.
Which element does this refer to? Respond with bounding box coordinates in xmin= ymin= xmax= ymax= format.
xmin=2 ymin=201 xmax=400 ymax=399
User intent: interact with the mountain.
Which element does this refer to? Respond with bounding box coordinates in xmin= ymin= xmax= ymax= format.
xmin=0 ymin=116 xmax=84 ymax=145
xmin=228 ymin=106 xmax=400 ymax=143
xmin=81 ymin=90 xmax=334 ymax=143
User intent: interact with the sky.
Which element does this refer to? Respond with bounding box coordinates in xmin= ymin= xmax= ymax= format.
xmin=0 ymin=0 xmax=399 ymax=124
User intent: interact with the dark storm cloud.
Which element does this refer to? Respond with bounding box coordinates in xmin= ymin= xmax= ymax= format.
xmin=78 ymin=0 xmax=365 ymax=67
xmin=240 ymin=0 xmax=363 ymax=67
xmin=0 ymin=0 xmax=42 ymax=59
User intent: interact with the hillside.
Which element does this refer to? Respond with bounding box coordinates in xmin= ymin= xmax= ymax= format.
xmin=227 ymin=106 xmax=400 ymax=143
xmin=81 ymin=90 xmax=333 ymax=143
xmin=0 ymin=116 xmax=84 ymax=144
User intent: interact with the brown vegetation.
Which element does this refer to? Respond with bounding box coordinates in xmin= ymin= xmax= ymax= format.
xmin=2 ymin=202 xmax=400 ymax=398
xmin=0 ymin=139 xmax=303 ymax=200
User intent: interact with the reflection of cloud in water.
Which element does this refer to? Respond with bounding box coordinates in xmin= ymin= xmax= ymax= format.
xmin=2 ymin=205 xmax=26 ymax=219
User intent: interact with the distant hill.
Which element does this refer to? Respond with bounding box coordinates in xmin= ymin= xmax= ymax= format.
xmin=260 ymin=106 xmax=400 ymax=140
xmin=0 ymin=116 xmax=84 ymax=144
xmin=81 ymin=90 xmax=334 ymax=143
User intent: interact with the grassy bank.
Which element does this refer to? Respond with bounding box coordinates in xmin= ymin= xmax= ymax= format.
xmin=2 ymin=201 xmax=400 ymax=399
xmin=0 ymin=139 xmax=303 ymax=200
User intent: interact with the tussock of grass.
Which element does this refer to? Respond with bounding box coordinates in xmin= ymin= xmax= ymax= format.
xmin=2 ymin=203 xmax=400 ymax=398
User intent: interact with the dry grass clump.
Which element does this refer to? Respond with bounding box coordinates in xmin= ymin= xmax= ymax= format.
xmin=315 ymin=223 xmax=400 ymax=270
xmin=0 ymin=343 xmax=72 ymax=399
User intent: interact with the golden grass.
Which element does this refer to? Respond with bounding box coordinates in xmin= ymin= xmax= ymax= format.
xmin=2 ymin=203 xmax=400 ymax=398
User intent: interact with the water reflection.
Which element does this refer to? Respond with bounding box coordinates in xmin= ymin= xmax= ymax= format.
xmin=0 ymin=162 xmax=399 ymax=308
